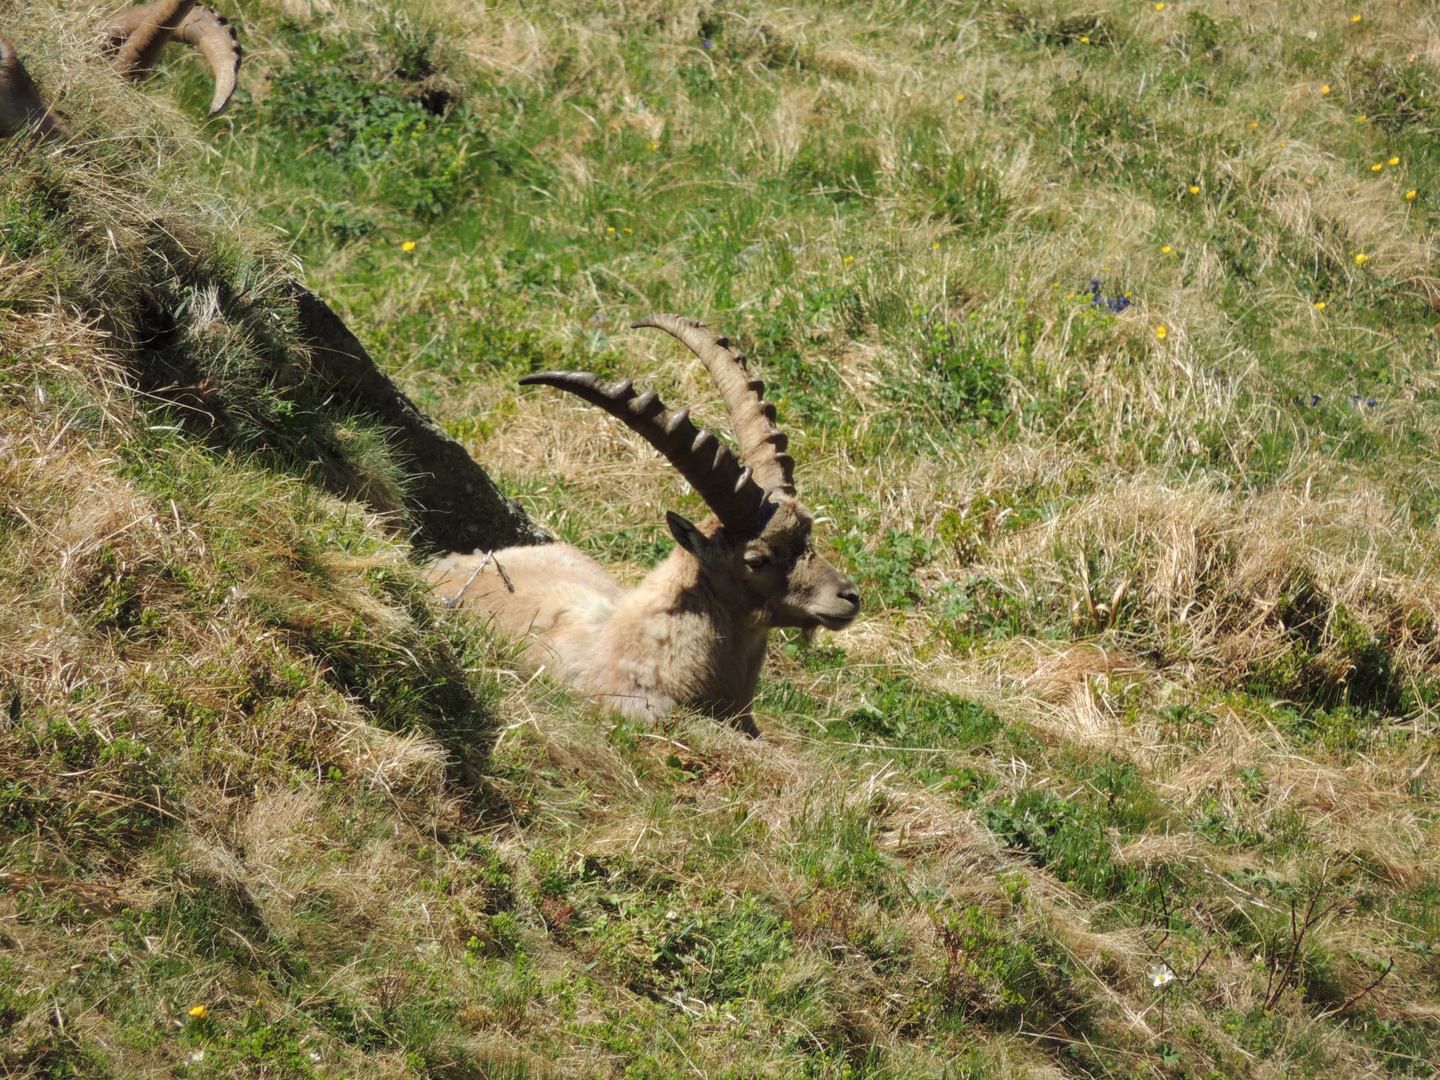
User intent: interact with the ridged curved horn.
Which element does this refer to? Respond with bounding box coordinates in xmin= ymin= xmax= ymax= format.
xmin=0 ymin=38 xmax=68 ymax=141
xmin=109 ymin=0 xmax=199 ymax=79
xmin=631 ymin=313 xmax=796 ymax=497
xmin=520 ymin=371 xmax=769 ymax=529
xmin=106 ymin=0 xmax=241 ymax=114
xmin=172 ymin=5 xmax=240 ymax=114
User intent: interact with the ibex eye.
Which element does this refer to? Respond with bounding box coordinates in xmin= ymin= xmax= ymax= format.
xmin=744 ymin=553 xmax=769 ymax=570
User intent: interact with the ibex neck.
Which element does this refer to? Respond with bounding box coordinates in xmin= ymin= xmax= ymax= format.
xmin=608 ymin=548 xmax=769 ymax=719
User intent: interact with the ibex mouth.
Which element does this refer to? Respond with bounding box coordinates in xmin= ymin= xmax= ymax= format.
xmin=815 ymin=591 xmax=861 ymax=630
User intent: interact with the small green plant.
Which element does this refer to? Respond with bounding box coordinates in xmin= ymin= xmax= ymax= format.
xmin=788 ymin=127 xmax=881 ymax=201
xmin=890 ymin=306 xmax=1043 ymax=437
xmin=836 ymin=528 xmax=935 ymax=611
xmin=923 ymin=157 xmax=1011 ymax=234
xmin=252 ymin=25 xmax=539 ymax=234
xmin=840 ymin=679 xmax=1003 ymax=750
xmin=982 ymin=770 xmax=1169 ymax=905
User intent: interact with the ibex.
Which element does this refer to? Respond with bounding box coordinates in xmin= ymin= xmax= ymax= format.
xmin=428 ymin=314 xmax=862 ymax=736
xmin=1 ymin=0 xmax=240 ymax=140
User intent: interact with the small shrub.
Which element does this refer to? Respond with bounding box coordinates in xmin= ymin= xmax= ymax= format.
xmin=842 ymin=679 xmax=1003 ymax=750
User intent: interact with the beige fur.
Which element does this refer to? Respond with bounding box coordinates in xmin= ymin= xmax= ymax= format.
xmin=430 ymin=498 xmax=858 ymax=736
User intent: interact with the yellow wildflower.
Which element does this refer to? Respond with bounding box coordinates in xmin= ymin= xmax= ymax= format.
xmin=955 ymin=92 xmax=965 ymax=102
xmin=1354 ymin=253 xmax=1368 ymax=266
xmin=1160 ymin=245 xmax=1172 ymax=254
xmin=1321 ymin=85 xmax=1331 ymax=95
xmin=1351 ymin=14 xmax=1362 ymax=22
xmin=1154 ymin=2 xmax=1165 ymax=9
xmin=1080 ymin=36 xmax=1089 ymax=43
xmin=1188 ymin=185 xmax=1200 ymax=195
xmin=1356 ymin=115 xmax=1367 ymax=123
xmin=843 ymin=255 xmax=854 ymax=264
xmin=648 ymin=142 xmax=658 ymax=150
xmin=1406 ymin=189 xmax=1418 ymax=200
xmin=188 ymin=1005 xmax=208 ymax=1019
xmin=1155 ymin=326 xmax=1168 ymax=340
xmin=1389 ymin=156 xmax=1400 ymax=166
xmin=400 ymin=240 xmax=416 ymax=252
xmin=624 ymin=227 xmax=633 ymax=233
xmin=606 ymin=226 xmax=615 ymax=233
xmin=1247 ymin=122 xmax=1259 ymax=129
xmin=932 ymin=242 xmax=940 ymax=249
xmin=1315 ymin=301 xmax=1326 ymax=310
xmin=1372 ymin=163 xmax=1384 ymax=172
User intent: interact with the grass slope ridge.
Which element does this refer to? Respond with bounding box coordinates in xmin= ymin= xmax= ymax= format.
xmin=4 ymin=0 xmax=1440 ymax=1077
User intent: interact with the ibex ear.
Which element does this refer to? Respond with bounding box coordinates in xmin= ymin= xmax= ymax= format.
xmin=666 ymin=511 xmax=706 ymax=556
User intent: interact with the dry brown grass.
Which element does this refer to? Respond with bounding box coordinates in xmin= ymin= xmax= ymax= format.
xmin=966 ymin=476 xmax=1440 ymax=699
xmin=8 ymin=0 xmax=1440 ymax=1075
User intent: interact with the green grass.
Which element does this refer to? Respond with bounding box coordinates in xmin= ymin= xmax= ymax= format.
xmin=5 ymin=0 xmax=1440 ymax=1076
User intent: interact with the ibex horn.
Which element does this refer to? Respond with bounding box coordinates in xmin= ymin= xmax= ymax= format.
xmin=108 ymin=0 xmax=199 ymax=79
xmin=171 ymin=4 xmax=240 ymax=115
xmin=632 ymin=314 xmax=796 ymax=498
xmin=520 ymin=370 xmax=771 ymax=530
xmin=105 ymin=0 xmax=242 ymax=114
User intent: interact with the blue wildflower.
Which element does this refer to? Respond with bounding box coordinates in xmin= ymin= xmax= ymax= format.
xmin=1086 ymin=279 xmax=1132 ymax=313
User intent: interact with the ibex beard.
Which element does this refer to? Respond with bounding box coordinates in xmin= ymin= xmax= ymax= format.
xmin=428 ymin=314 xmax=861 ymax=737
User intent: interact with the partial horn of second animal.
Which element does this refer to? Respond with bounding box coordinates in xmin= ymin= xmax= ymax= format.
xmin=104 ymin=0 xmax=242 ymax=114
xmin=0 ymin=38 xmax=68 ymax=140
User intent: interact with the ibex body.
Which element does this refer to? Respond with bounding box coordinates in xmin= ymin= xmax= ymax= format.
xmin=428 ymin=314 xmax=860 ymax=735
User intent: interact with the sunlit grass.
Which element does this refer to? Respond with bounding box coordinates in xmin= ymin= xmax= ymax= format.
xmin=5 ymin=0 xmax=1440 ymax=1076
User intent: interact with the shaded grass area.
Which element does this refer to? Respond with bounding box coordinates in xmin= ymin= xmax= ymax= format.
xmin=4 ymin=0 xmax=1440 ymax=1077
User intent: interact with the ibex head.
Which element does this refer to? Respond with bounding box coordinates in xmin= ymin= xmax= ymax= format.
xmin=521 ymin=313 xmax=860 ymax=635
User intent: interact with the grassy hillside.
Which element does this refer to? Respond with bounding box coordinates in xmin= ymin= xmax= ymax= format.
xmin=4 ymin=0 xmax=1440 ymax=1077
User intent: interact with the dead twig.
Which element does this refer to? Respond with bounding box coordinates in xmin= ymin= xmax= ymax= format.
xmin=446 ymin=550 xmax=492 ymax=607
xmin=1317 ymin=959 xmax=1395 ymax=1020
xmin=1264 ymin=860 xmax=1341 ymax=1012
